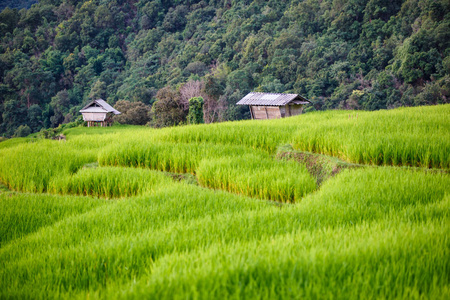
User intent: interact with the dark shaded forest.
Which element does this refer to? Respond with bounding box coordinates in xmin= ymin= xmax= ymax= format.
xmin=0 ymin=1 xmax=38 ymax=12
xmin=0 ymin=0 xmax=449 ymax=137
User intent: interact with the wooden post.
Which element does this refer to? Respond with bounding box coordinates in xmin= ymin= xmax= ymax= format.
xmin=264 ymin=106 xmax=269 ymax=119
xmin=249 ymin=106 xmax=254 ymax=120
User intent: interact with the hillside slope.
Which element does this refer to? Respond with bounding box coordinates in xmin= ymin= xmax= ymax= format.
xmin=0 ymin=0 xmax=37 ymax=11
xmin=0 ymin=0 xmax=449 ymax=137
xmin=0 ymin=105 xmax=449 ymax=298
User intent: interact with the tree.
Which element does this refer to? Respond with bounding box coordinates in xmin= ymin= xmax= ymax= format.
xmin=5 ymin=52 xmax=55 ymax=108
xmin=113 ymin=100 xmax=151 ymax=125
xmin=180 ymin=80 xmax=203 ymax=110
xmin=0 ymin=7 xmax=20 ymax=36
xmin=13 ymin=124 xmax=31 ymax=137
xmin=1 ymin=0 xmax=450 ymax=136
xmin=94 ymin=5 xmax=113 ymax=29
xmin=187 ymin=97 xmax=204 ymax=124
xmin=227 ymin=69 xmax=251 ymax=92
xmin=27 ymin=104 xmax=43 ymax=132
xmin=162 ymin=5 xmax=188 ymax=32
xmin=183 ymin=61 xmax=207 ymax=77
xmin=89 ymin=80 xmax=107 ymax=100
xmin=2 ymin=98 xmax=27 ymax=137
xmin=151 ymin=87 xmax=186 ymax=128
xmin=50 ymin=90 xmax=70 ymax=127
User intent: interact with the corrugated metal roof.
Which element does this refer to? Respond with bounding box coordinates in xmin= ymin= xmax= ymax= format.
xmin=236 ymin=92 xmax=310 ymax=106
xmin=80 ymin=99 xmax=121 ymax=115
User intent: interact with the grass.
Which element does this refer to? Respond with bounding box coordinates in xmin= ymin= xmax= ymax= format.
xmin=117 ymin=220 xmax=448 ymax=299
xmin=291 ymin=106 xmax=450 ymax=168
xmin=0 ymin=193 xmax=107 ymax=247
xmin=0 ymin=104 xmax=449 ymax=298
xmin=197 ymin=154 xmax=316 ymax=202
xmin=98 ymin=141 xmax=266 ymax=174
xmin=276 ymin=144 xmax=362 ymax=185
xmin=0 ymin=140 xmax=96 ymax=193
xmin=49 ymin=166 xmax=173 ymax=198
xmin=0 ymin=167 xmax=448 ymax=298
xmin=0 ymin=182 xmax=9 ymax=193
xmin=0 ymin=137 xmax=34 ymax=149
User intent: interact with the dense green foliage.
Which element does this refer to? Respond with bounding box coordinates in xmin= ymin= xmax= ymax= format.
xmin=0 ymin=106 xmax=449 ymax=298
xmin=1 ymin=0 xmax=449 ymax=137
xmin=0 ymin=0 xmax=37 ymax=11
xmin=113 ymin=100 xmax=151 ymax=125
xmin=187 ymin=96 xmax=204 ymax=124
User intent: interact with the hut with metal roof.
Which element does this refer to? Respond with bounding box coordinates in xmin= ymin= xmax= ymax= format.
xmin=79 ymin=99 xmax=121 ymax=127
xmin=236 ymin=92 xmax=311 ymax=120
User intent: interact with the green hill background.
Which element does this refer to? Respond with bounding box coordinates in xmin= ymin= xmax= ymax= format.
xmin=0 ymin=0 xmax=449 ymax=136
xmin=0 ymin=0 xmax=37 ymax=11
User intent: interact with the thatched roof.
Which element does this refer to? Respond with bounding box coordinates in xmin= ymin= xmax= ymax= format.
xmin=79 ymin=99 xmax=121 ymax=115
xmin=236 ymin=93 xmax=310 ymax=106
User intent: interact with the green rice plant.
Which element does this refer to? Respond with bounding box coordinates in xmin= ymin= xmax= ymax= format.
xmin=297 ymin=166 xmax=450 ymax=226
xmin=2 ymin=210 xmax=447 ymax=298
xmin=114 ymin=220 xmax=449 ymax=300
xmin=66 ymin=104 xmax=450 ymax=169
xmin=49 ymin=167 xmax=172 ymax=198
xmin=62 ymin=124 xmax=138 ymax=137
xmin=0 ymin=140 xmax=96 ymax=193
xmin=0 ymin=193 xmax=107 ymax=247
xmin=0 ymin=167 xmax=448 ymax=298
xmin=98 ymin=141 xmax=267 ymax=174
xmin=150 ymin=120 xmax=298 ymax=152
xmin=0 ymin=184 xmax=272 ymax=292
xmin=0 ymin=105 xmax=449 ymax=298
xmin=292 ymin=105 xmax=450 ymax=168
xmin=0 ymin=137 xmax=32 ymax=150
xmin=5 ymin=168 xmax=445 ymax=278
xmin=197 ymin=154 xmax=317 ymax=202
xmin=65 ymin=131 xmax=135 ymax=151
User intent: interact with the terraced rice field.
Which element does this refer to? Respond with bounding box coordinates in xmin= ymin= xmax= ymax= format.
xmin=0 ymin=105 xmax=449 ymax=299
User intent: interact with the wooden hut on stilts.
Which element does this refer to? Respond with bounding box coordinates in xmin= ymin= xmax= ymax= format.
xmin=79 ymin=99 xmax=121 ymax=127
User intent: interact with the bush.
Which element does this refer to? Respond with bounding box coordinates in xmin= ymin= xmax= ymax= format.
xmin=150 ymin=87 xmax=187 ymax=128
xmin=187 ymin=97 xmax=204 ymax=124
xmin=14 ymin=125 xmax=31 ymax=137
xmin=113 ymin=100 xmax=151 ymax=125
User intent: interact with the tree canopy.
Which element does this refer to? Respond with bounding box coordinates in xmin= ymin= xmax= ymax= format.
xmin=0 ymin=0 xmax=449 ymax=136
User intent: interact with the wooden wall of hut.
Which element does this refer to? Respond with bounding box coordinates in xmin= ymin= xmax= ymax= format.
xmin=250 ymin=106 xmax=282 ymax=119
xmin=249 ymin=104 xmax=304 ymax=120
xmin=285 ymin=104 xmax=304 ymax=117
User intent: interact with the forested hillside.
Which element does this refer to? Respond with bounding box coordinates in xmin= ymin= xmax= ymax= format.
xmin=0 ymin=0 xmax=449 ymax=137
xmin=0 ymin=1 xmax=38 ymax=12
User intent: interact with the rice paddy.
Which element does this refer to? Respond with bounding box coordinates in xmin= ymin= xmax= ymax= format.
xmin=0 ymin=105 xmax=449 ymax=299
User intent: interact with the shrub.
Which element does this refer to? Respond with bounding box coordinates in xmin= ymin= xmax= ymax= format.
xmin=13 ymin=125 xmax=31 ymax=137
xmin=150 ymin=87 xmax=187 ymax=127
xmin=113 ymin=100 xmax=151 ymax=125
xmin=187 ymin=97 xmax=204 ymax=124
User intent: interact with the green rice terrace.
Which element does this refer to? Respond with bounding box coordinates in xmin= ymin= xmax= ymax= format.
xmin=0 ymin=104 xmax=449 ymax=299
